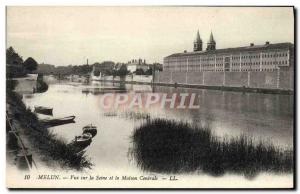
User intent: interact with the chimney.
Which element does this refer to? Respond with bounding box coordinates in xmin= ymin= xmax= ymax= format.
xmin=250 ymin=43 xmax=254 ymax=47
xmin=265 ymin=41 xmax=270 ymax=45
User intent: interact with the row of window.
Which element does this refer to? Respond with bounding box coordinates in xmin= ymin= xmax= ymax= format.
xmin=231 ymin=60 xmax=288 ymax=66
xmin=163 ymin=67 xmax=279 ymax=72
xmin=164 ymin=65 xmax=278 ymax=70
xmin=231 ymin=68 xmax=278 ymax=72
xmin=189 ymin=68 xmax=278 ymax=72
xmin=166 ymin=52 xmax=289 ymax=63
xmin=165 ymin=60 xmax=288 ymax=69
xmin=166 ymin=59 xmax=288 ymax=66
xmin=232 ymin=53 xmax=288 ymax=60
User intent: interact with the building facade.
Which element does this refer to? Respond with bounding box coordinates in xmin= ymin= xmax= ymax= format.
xmin=156 ymin=31 xmax=294 ymax=91
xmin=164 ymin=32 xmax=293 ymax=73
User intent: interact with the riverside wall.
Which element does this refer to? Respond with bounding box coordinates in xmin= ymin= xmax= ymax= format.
xmin=153 ymin=70 xmax=294 ymax=91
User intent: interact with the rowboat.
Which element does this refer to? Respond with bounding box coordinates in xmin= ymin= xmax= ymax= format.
xmin=70 ymin=133 xmax=92 ymax=148
xmin=40 ymin=116 xmax=75 ymax=127
xmin=82 ymin=124 xmax=97 ymax=137
xmin=34 ymin=106 xmax=53 ymax=115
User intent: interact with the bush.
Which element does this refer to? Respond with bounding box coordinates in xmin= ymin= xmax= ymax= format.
xmin=93 ymin=70 xmax=101 ymax=76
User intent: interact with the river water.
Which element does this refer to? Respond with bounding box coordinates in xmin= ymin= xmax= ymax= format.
xmin=21 ymin=79 xmax=294 ymax=188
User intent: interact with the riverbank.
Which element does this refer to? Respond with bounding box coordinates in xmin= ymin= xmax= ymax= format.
xmin=6 ymin=79 xmax=92 ymax=170
xmin=92 ymin=78 xmax=293 ymax=95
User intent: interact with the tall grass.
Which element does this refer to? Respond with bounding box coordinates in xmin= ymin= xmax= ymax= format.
xmin=130 ymin=119 xmax=293 ymax=178
xmin=7 ymin=90 xmax=92 ymax=170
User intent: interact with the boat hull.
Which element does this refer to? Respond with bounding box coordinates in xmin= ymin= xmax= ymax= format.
xmin=82 ymin=127 xmax=97 ymax=137
xmin=40 ymin=116 xmax=75 ymax=127
xmin=34 ymin=106 xmax=53 ymax=116
xmin=68 ymin=133 xmax=93 ymax=151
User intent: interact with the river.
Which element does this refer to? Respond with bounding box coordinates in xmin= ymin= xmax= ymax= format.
xmin=21 ymin=79 xmax=294 ymax=188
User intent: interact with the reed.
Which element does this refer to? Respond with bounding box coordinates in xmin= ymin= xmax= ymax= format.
xmin=131 ymin=118 xmax=293 ymax=177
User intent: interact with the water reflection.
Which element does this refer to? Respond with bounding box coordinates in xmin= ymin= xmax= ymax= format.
xmin=152 ymin=86 xmax=293 ymax=147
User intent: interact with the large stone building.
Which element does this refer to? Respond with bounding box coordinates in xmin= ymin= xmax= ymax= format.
xmin=155 ymin=31 xmax=294 ymax=91
xmin=164 ymin=31 xmax=293 ymax=73
xmin=127 ymin=59 xmax=149 ymax=73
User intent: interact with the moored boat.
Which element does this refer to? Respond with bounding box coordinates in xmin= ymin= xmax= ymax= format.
xmin=70 ymin=132 xmax=92 ymax=148
xmin=82 ymin=124 xmax=97 ymax=137
xmin=34 ymin=106 xmax=53 ymax=115
xmin=40 ymin=116 xmax=75 ymax=127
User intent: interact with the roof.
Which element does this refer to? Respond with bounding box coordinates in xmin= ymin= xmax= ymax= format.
xmin=208 ymin=32 xmax=215 ymax=43
xmin=165 ymin=42 xmax=294 ymax=59
xmin=195 ymin=30 xmax=202 ymax=42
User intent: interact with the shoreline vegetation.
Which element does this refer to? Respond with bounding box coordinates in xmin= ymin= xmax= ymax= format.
xmin=6 ymin=47 xmax=92 ymax=170
xmin=35 ymin=74 xmax=48 ymax=93
xmin=131 ymin=119 xmax=293 ymax=178
xmin=6 ymin=79 xmax=92 ymax=170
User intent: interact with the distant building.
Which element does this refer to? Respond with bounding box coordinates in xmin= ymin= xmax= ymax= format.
xmin=164 ymin=31 xmax=294 ymax=73
xmin=155 ymin=31 xmax=294 ymax=90
xmin=127 ymin=59 xmax=149 ymax=73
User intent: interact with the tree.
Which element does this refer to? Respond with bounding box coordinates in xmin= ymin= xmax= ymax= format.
xmin=23 ymin=57 xmax=38 ymax=72
xmin=145 ymin=67 xmax=153 ymax=75
xmin=93 ymin=70 xmax=101 ymax=76
xmin=135 ymin=68 xmax=145 ymax=75
xmin=117 ymin=64 xmax=129 ymax=76
xmin=6 ymin=47 xmax=25 ymax=77
xmin=6 ymin=46 xmax=23 ymax=65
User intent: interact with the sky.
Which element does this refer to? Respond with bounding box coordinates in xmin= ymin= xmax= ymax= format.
xmin=7 ymin=6 xmax=294 ymax=66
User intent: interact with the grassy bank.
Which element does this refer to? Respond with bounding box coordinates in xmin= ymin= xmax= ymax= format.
xmin=131 ymin=119 xmax=293 ymax=178
xmin=6 ymin=79 xmax=92 ymax=170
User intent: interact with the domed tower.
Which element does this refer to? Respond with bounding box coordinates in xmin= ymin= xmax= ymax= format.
xmin=193 ymin=30 xmax=203 ymax=52
xmin=206 ymin=31 xmax=216 ymax=51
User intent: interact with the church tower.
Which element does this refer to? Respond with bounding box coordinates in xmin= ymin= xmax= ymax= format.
xmin=193 ymin=30 xmax=203 ymax=52
xmin=206 ymin=31 xmax=216 ymax=51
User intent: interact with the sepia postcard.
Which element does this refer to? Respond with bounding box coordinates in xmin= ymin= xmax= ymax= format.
xmin=6 ymin=6 xmax=295 ymax=189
